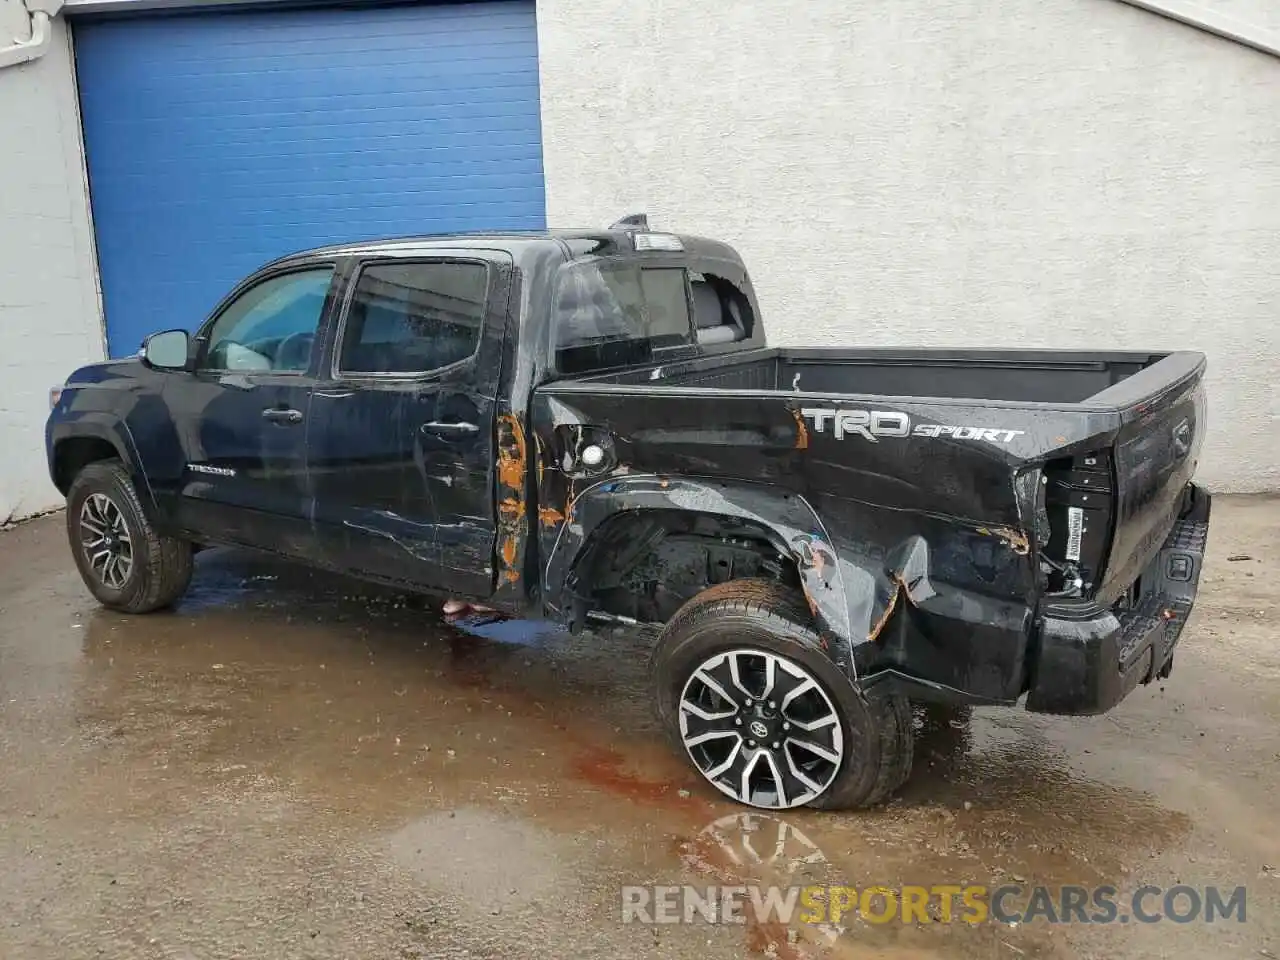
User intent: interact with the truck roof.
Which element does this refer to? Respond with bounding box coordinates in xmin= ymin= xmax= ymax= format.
xmin=265 ymin=227 xmax=745 ymax=269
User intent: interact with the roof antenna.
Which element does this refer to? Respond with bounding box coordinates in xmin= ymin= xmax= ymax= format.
xmin=610 ymin=213 xmax=649 ymax=230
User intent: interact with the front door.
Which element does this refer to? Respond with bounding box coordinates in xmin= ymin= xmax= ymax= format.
xmin=306 ymin=254 xmax=508 ymax=597
xmin=165 ymin=264 xmax=338 ymax=554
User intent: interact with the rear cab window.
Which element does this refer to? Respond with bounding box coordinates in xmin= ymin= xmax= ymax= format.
xmin=549 ymin=244 xmax=759 ymax=375
xmin=552 ymin=259 xmax=694 ymax=374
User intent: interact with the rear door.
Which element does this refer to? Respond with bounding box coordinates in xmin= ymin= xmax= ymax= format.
xmin=306 ymin=252 xmax=511 ymax=596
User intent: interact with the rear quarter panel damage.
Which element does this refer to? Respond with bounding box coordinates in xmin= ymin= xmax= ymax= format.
xmin=530 ymin=389 xmax=1048 ymax=701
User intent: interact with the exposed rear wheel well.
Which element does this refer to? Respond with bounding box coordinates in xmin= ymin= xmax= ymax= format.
xmin=567 ymin=510 xmax=801 ymax=626
xmin=53 ymin=437 xmax=121 ymax=495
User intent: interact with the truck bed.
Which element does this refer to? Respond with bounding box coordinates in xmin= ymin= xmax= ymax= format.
xmin=539 ymin=346 xmax=1205 ymax=608
xmin=590 ymin=347 xmax=1169 ymax=405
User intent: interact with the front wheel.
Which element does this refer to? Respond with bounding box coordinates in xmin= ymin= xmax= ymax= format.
xmin=66 ymin=460 xmax=193 ymax=613
xmin=652 ymin=580 xmax=913 ymax=810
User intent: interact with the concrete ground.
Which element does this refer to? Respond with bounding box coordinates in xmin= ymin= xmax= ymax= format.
xmin=0 ymin=496 xmax=1276 ymax=960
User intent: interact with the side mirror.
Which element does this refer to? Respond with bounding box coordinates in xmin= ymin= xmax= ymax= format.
xmin=140 ymin=329 xmax=190 ymax=370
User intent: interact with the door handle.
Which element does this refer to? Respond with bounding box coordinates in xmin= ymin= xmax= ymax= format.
xmin=420 ymin=420 xmax=479 ymax=438
xmin=262 ymin=407 xmax=304 ymax=425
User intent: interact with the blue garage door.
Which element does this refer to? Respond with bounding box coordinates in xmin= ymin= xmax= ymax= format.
xmin=74 ymin=1 xmax=545 ymax=357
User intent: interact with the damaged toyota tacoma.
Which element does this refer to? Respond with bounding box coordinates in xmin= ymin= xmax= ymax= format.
xmin=47 ymin=219 xmax=1212 ymax=810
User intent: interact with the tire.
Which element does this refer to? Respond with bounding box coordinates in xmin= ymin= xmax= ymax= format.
xmin=652 ymin=579 xmax=913 ymax=811
xmin=66 ymin=460 xmax=193 ymax=613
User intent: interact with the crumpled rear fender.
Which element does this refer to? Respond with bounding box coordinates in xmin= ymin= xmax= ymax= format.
xmin=542 ymin=474 xmax=1037 ymax=698
xmin=541 ymin=474 xmax=861 ymax=673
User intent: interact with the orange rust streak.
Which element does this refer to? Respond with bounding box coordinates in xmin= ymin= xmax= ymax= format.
xmin=494 ymin=415 xmax=528 ymax=587
xmin=789 ymin=407 xmax=810 ymax=450
xmin=538 ymin=505 xmax=565 ymax=527
xmin=495 ymin=413 xmax=526 ymax=490
xmin=978 ymin=525 xmax=1030 ymax=556
xmin=867 ymin=578 xmax=904 ymax=642
xmin=565 ymin=480 xmax=579 ymax=521
xmin=497 ymin=455 xmax=523 ymax=490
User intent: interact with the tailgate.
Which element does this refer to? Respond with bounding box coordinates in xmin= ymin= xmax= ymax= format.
xmin=1089 ymin=352 xmax=1207 ymax=601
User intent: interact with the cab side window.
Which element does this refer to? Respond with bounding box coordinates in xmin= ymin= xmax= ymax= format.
xmin=337 ymin=261 xmax=488 ymax=376
xmin=200 ymin=267 xmax=334 ymax=373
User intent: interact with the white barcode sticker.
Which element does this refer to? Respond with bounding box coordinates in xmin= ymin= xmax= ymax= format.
xmin=1065 ymin=506 xmax=1084 ymax=562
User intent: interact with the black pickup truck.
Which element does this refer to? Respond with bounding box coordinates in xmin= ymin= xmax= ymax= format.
xmin=46 ymin=220 xmax=1211 ymax=810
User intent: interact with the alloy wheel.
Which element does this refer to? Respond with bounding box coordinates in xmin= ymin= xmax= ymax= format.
xmin=678 ymin=648 xmax=845 ymax=809
xmin=79 ymin=492 xmax=134 ymax=589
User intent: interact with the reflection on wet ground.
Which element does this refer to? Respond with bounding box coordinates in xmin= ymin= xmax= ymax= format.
xmin=0 ymin=498 xmax=1277 ymax=959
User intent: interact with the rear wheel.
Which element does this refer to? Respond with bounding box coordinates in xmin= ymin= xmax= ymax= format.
xmin=67 ymin=460 xmax=193 ymax=613
xmin=652 ymin=579 xmax=913 ymax=810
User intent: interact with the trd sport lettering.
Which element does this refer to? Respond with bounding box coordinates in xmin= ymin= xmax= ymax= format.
xmin=913 ymin=424 xmax=1024 ymax=443
xmin=800 ymin=408 xmax=1023 ymax=444
xmin=801 ymin=409 xmax=908 ymax=442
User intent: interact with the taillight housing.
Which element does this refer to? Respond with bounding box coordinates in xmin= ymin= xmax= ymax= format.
xmin=1040 ymin=450 xmax=1114 ymax=598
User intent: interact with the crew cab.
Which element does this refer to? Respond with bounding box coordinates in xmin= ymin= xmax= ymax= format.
xmin=47 ymin=220 xmax=1211 ymax=810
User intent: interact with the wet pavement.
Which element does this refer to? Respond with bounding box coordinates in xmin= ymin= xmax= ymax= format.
xmin=0 ymin=497 xmax=1276 ymax=960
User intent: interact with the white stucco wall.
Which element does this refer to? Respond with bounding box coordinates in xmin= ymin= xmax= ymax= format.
xmin=0 ymin=6 xmax=103 ymax=523
xmin=537 ymin=0 xmax=1280 ymax=492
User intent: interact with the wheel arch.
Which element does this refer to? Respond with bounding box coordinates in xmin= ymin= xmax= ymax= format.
xmin=541 ymin=475 xmax=858 ymax=675
xmin=51 ymin=418 xmax=154 ymax=510
xmin=53 ymin=432 xmax=126 ymax=494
